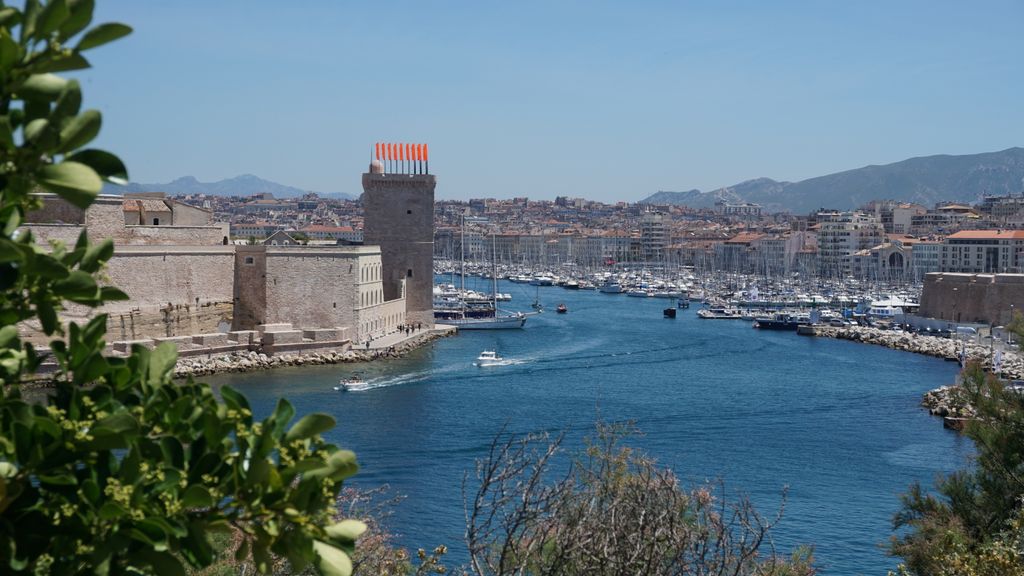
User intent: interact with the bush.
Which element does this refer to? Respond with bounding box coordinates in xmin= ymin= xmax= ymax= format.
xmin=0 ymin=2 xmax=363 ymax=574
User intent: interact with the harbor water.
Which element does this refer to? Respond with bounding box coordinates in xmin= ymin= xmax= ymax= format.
xmin=206 ymin=280 xmax=970 ymax=574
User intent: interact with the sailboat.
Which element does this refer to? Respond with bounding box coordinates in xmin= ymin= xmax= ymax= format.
xmin=439 ymin=224 xmax=529 ymax=330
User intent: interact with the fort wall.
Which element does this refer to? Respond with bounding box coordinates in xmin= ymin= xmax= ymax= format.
xmin=100 ymin=246 xmax=236 ymax=340
xmin=919 ymin=272 xmax=1024 ymax=325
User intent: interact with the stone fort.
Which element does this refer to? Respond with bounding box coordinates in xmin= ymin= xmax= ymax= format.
xmin=21 ymin=160 xmax=436 ymax=354
xmin=919 ymin=272 xmax=1024 ymax=326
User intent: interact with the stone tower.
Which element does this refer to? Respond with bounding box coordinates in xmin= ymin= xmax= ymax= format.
xmin=362 ymin=150 xmax=436 ymax=328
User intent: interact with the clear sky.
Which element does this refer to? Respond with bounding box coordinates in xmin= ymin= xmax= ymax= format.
xmin=81 ymin=0 xmax=1024 ymax=202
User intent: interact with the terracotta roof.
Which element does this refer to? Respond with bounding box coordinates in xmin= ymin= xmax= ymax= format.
xmin=299 ymin=225 xmax=354 ymax=233
xmin=947 ymin=230 xmax=1024 ymax=240
xmin=725 ymin=232 xmax=765 ymax=244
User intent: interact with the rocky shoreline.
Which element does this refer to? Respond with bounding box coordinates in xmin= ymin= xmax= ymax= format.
xmin=806 ymin=325 xmax=1022 ymax=430
xmin=173 ymin=330 xmax=452 ymax=379
xmin=807 ymin=325 xmax=1023 ymax=380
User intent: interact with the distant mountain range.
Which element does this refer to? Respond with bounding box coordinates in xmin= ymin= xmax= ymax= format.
xmin=642 ymin=147 xmax=1024 ymax=213
xmin=103 ymin=174 xmax=355 ymax=200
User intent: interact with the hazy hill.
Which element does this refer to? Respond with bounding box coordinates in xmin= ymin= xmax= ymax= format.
xmin=104 ymin=174 xmax=355 ymax=200
xmin=643 ymin=147 xmax=1024 ymax=213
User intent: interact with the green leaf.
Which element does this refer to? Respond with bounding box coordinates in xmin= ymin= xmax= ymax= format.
xmin=146 ymin=342 xmax=178 ymax=386
xmin=66 ymin=148 xmax=128 ymax=184
xmin=130 ymin=519 xmax=171 ymax=552
xmin=76 ymin=22 xmax=131 ymax=51
xmin=79 ymin=237 xmax=112 ymax=272
xmin=0 ymin=33 xmax=19 ymax=72
xmin=219 ymin=385 xmax=250 ymax=413
xmin=0 ymin=7 xmax=22 ymax=28
xmin=285 ymin=413 xmax=335 ymax=442
xmin=57 ymin=109 xmax=100 ymax=153
xmin=37 ymin=161 xmax=101 ymax=208
xmin=129 ymin=549 xmax=186 ymax=576
xmin=98 ymin=286 xmax=129 ymax=301
xmin=34 ymin=52 xmax=90 ymax=73
xmin=28 ymin=252 xmax=70 ymax=279
xmin=325 ymin=520 xmax=367 ymax=543
xmin=35 ymin=0 xmax=69 ymax=37
xmin=37 ymin=299 xmax=58 ymax=334
xmin=52 ymin=269 xmax=98 ymax=300
xmin=313 ymin=540 xmax=354 ymax=576
xmin=306 ymin=449 xmax=358 ymax=482
xmin=18 ymin=73 xmax=68 ymax=100
xmin=180 ymin=485 xmax=212 ymax=508
xmin=93 ymin=411 xmax=137 ymax=435
xmin=0 ymin=117 xmax=14 ymax=150
xmin=58 ymin=0 xmax=94 ymax=41
xmin=52 ymin=79 xmax=82 ymax=122
xmin=24 ymin=118 xmax=53 ymax=145
xmin=0 ymin=326 xmax=17 ymax=349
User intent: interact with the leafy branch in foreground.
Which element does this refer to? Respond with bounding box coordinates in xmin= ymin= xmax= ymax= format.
xmin=0 ymin=2 xmax=363 ymax=574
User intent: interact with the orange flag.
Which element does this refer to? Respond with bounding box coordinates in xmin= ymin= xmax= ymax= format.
xmin=375 ymin=142 xmax=380 ymax=160
xmin=416 ymin=143 xmax=422 ymax=161
xmin=385 ymin=143 xmax=390 ymax=160
xmin=424 ymin=143 xmax=429 ymax=162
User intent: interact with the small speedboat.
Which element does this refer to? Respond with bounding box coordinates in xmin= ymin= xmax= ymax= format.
xmin=556 ymin=303 xmax=568 ymax=314
xmin=475 ymin=350 xmax=505 ymax=367
xmin=334 ymin=376 xmax=370 ymax=392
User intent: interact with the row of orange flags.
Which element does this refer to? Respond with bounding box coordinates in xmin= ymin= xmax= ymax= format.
xmin=375 ymin=143 xmax=428 ymax=162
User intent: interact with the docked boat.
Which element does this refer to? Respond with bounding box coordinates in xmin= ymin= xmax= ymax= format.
xmin=474 ymin=350 xmax=506 ymax=367
xmin=697 ymin=306 xmax=744 ymax=319
xmin=334 ymin=376 xmax=370 ymax=392
xmin=452 ymin=313 xmax=528 ymax=329
xmin=599 ymin=281 xmax=623 ymax=294
xmin=556 ymin=303 xmax=568 ymax=314
xmin=753 ymin=313 xmax=805 ymax=331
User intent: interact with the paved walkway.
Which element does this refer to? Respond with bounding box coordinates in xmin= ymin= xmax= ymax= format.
xmin=363 ymin=324 xmax=456 ymax=350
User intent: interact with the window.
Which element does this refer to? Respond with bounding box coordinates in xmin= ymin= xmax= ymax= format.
xmin=152 ymin=217 xmax=160 ymax=225
xmin=407 ymin=210 xmax=412 ymax=215
xmin=407 ymin=268 xmax=413 ymax=277
xmin=244 ymin=256 xmax=255 ymax=265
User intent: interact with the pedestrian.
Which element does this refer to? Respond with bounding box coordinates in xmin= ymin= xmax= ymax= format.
xmin=365 ymin=340 xmax=370 ymax=350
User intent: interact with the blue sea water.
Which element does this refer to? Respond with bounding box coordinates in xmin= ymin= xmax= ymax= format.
xmin=206 ymin=280 xmax=970 ymax=574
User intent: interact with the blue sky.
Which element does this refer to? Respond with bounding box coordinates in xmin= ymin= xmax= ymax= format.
xmin=80 ymin=1 xmax=1024 ymax=202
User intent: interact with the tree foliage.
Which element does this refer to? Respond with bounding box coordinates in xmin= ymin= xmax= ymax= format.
xmin=0 ymin=2 xmax=362 ymax=574
xmin=891 ymin=360 xmax=1024 ymax=574
xmin=464 ymin=423 xmax=816 ymax=576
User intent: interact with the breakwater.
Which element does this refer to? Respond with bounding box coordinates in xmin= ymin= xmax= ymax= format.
xmin=805 ymin=325 xmax=1022 ymax=379
xmin=174 ymin=329 xmax=451 ymax=379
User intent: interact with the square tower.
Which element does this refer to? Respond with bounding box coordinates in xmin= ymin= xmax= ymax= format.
xmin=362 ymin=161 xmax=436 ymax=328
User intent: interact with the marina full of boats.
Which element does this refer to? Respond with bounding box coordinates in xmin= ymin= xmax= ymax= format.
xmin=434 ymin=259 xmax=923 ymax=328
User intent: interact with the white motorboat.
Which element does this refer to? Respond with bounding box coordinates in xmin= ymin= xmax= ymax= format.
xmin=474 ymin=350 xmax=506 ymax=367
xmin=334 ymin=376 xmax=370 ymax=392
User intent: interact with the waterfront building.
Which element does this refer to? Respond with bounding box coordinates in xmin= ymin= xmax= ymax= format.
xmin=940 ymin=229 xmax=1024 ymax=273
xmin=639 ymin=210 xmax=669 ymax=261
xmin=910 ymin=239 xmax=942 ymax=279
xmin=297 ymin=224 xmax=363 ymax=243
xmin=816 ymin=211 xmax=885 ymax=277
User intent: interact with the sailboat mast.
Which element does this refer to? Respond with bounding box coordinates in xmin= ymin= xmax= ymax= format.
xmin=460 ymin=215 xmax=466 ymax=295
xmin=492 ymin=232 xmax=498 ymax=310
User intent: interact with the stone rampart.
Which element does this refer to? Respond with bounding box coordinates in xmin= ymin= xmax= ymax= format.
xmin=919 ymin=272 xmax=1024 ymax=325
